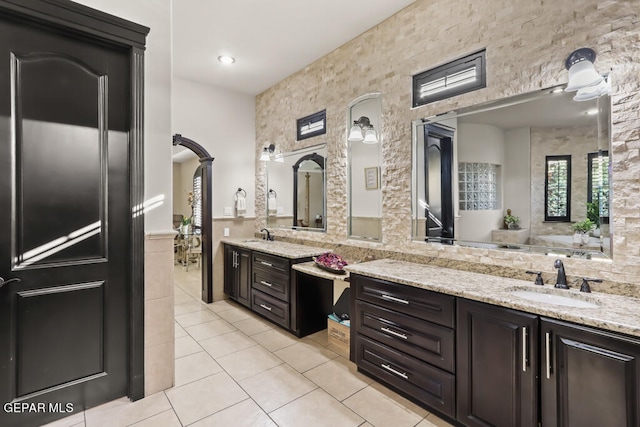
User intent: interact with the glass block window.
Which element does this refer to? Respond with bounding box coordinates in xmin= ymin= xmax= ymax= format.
xmin=545 ymin=155 xmax=571 ymax=222
xmin=458 ymin=162 xmax=498 ymax=210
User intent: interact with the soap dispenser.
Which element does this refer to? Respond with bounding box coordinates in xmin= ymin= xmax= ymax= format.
xmin=525 ymin=271 xmax=544 ymax=286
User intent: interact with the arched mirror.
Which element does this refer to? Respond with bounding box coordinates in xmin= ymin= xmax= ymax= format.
xmin=266 ymin=144 xmax=327 ymax=231
xmin=348 ymin=93 xmax=382 ymax=241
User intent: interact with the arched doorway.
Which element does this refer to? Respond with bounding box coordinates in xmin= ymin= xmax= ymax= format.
xmin=172 ymin=134 xmax=214 ymax=303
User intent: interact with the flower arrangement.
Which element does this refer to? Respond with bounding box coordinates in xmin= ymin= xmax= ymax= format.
xmin=503 ymin=209 xmax=520 ymax=229
xmin=572 ymin=218 xmax=594 ymax=234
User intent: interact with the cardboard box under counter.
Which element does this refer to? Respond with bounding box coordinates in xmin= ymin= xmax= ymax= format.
xmin=328 ymin=318 xmax=350 ymax=357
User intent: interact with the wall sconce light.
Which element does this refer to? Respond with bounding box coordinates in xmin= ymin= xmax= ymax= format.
xmin=564 ymin=48 xmax=610 ymax=101
xmin=348 ymin=116 xmax=379 ymax=144
xmin=260 ymin=144 xmax=284 ymax=162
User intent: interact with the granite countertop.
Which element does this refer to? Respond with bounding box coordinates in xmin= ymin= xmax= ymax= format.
xmin=292 ymin=261 xmax=350 ymax=281
xmin=221 ymin=238 xmax=328 ymax=259
xmin=345 ymin=258 xmax=640 ymax=339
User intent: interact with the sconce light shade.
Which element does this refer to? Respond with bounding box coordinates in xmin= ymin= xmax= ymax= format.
xmin=260 ymin=144 xmax=276 ymax=161
xmin=273 ymin=152 xmax=284 ymax=163
xmin=564 ymin=48 xmax=604 ymax=92
xmin=573 ymin=77 xmax=610 ymax=102
xmin=348 ymin=124 xmax=364 ymax=142
xmin=363 ymin=127 xmax=379 ymax=144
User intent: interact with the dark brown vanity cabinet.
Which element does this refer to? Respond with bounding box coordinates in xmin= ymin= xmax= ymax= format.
xmin=456 ymin=299 xmax=539 ymax=427
xmin=541 ymin=318 xmax=640 ymax=427
xmin=351 ymin=274 xmax=456 ymax=419
xmin=223 ymin=244 xmax=251 ymax=308
xmin=251 ymin=251 xmax=292 ymax=328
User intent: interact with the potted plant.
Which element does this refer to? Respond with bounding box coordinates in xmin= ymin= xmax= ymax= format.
xmin=181 ymin=216 xmax=191 ymax=234
xmin=586 ymin=201 xmax=600 ymax=236
xmin=503 ymin=209 xmax=520 ymax=230
xmin=572 ymin=218 xmax=593 ymax=245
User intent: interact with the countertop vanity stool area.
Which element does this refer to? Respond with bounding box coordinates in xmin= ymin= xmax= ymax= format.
xmin=222 ymin=238 xmax=342 ymax=338
xmin=346 ymin=259 xmax=640 ymax=427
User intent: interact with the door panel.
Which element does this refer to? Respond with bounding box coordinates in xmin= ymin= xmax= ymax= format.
xmin=0 ymin=13 xmax=131 ymax=427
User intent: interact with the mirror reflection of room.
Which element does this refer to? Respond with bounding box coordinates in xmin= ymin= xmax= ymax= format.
xmin=413 ymin=87 xmax=611 ymax=259
xmin=172 ymin=154 xmax=203 ymax=270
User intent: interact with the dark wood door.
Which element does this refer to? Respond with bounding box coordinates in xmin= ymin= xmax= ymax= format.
xmin=223 ymin=245 xmax=236 ymax=298
xmin=457 ymin=299 xmax=538 ymax=427
xmin=0 ymin=13 xmax=132 ymax=427
xmin=541 ymin=318 xmax=640 ymax=427
xmin=236 ymin=249 xmax=251 ymax=308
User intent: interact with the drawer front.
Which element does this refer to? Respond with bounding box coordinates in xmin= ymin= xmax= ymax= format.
xmin=355 ymin=300 xmax=455 ymax=373
xmin=356 ymin=334 xmax=455 ymax=418
xmin=252 ymin=252 xmax=290 ymax=277
xmin=353 ymin=275 xmax=455 ymax=328
xmin=252 ymin=269 xmax=289 ymax=301
xmin=252 ymin=289 xmax=289 ymax=329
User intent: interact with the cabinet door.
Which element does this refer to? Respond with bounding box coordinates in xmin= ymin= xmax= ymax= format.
xmin=457 ymin=299 xmax=538 ymax=427
xmin=236 ymin=249 xmax=252 ymax=308
xmin=541 ymin=318 xmax=640 ymax=427
xmin=223 ymin=245 xmax=236 ymax=298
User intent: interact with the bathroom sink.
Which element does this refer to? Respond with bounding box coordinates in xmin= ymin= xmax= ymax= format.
xmin=509 ymin=289 xmax=600 ymax=308
xmin=242 ymin=239 xmax=263 ymax=243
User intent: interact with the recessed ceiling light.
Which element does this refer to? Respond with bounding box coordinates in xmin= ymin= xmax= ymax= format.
xmin=217 ymin=55 xmax=235 ymax=65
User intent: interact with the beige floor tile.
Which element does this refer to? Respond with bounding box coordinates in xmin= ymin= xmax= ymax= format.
xmin=239 ymin=364 xmax=317 ymax=413
xmin=205 ymin=298 xmax=240 ymax=313
xmin=185 ymin=318 xmax=237 ymax=341
xmin=304 ymin=357 xmax=372 ymax=401
xmin=190 ymin=398 xmax=276 ymax=427
xmin=71 ymin=422 xmax=85 ymax=427
xmin=129 ymin=409 xmax=181 ymax=427
xmin=368 ymin=381 xmax=430 ymax=417
xmin=274 ymin=340 xmax=339 ymax=373
xmin=174 ymin=351 xmax=223 ymax=387
xmin=175 ymin=334 xmax=203 ymax=358
xmin=305 ymin=329 xmax=330 ymax=347
xmin=173 ymin=286 xmax=186 ymax=296
xmin=174 ymin=321 xmax=188 ymax=338
xmin=173 ymin=292 xmax=195 ymax=305
xmin=251 ymin=328 xmax=299 ymax=352
xmin=200 ymin=330 xmax=257 ymax=359
xmin=216 ymin=346 xmax=283 ymax=381
xmin=175 ymin=310 xmax=219 ymax=328
xmin=166 ymin=372 xmax=248 ymax=426
xmin=84 ymin=392 xmax=171 ymax=427
xmin=269 ymin=388 xmax=363 ymax=427
xmin=417 ymin=414 xmax=455 ymax=427
xmin=326 ymin=342 xmax=350 ymax=359
xmin=233 ymin=316 xmax=274 ymax=335
xmin=216 ymin=307 xmax=254 ymax=323
xmin=343 ymin=385 xmax=427 ymax=427
xmin=41 ymin=412 xmax=84 ymax=427
xmin=174 ymin=300 xmax=204 ymax=316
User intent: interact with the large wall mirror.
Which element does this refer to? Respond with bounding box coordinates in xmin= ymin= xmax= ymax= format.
xmin=266 ymin=144 xmax=326 ymax=232
xmin=412 ymin=86 xmax=611 ymax=260
xmin=348 ymin=93 xmax=382 ymax=241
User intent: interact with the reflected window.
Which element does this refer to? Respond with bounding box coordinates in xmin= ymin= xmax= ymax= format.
xmin=192 ymin=166 xmax=202 ymax=232
xmin=587 ymin=151 xmax=609 ymax=224
xmin=545 ymin=155 xmax=571 ymax=222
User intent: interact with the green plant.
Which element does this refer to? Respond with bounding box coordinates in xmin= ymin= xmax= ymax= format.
xmin=181 ymin=216 xmax=191 ymax=226
xmin=572 ymin=218 xmax=594 ymax=234
xmin=586 ymin=202 xmax=600 ymax=228
xmin=503 ymin=208 xmax=519 ymax=228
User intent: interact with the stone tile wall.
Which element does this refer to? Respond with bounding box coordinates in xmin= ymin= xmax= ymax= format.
xmin=255 ymin=0 xmax=640 ymax=294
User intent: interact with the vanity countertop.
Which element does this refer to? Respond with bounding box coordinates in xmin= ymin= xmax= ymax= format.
xmin=221 ymin=238 xmax=328 ymax=259
xmin=345 ymin=258 xmax=640 ymax=338
xmin=292 ymin=261 xmax=350 ymax=281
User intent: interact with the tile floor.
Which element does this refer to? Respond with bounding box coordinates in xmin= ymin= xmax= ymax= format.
xmin=43 ymin=264 xmax=454 ymax=427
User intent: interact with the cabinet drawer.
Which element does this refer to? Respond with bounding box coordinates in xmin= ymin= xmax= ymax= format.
xmin=356 ymin=334 xmax=455 ymax=418
xmin=355 ymin=301 xmax=455 ymax=373
xmin=253 ymin=269 xmax=289 ymax=301
xmin=252 ymin=289 xmax=289 ymax=329
xmin=252 ymin=252 xmax=290 ymax=277
xmin=354 ymin=275 xmax=455 ymax=328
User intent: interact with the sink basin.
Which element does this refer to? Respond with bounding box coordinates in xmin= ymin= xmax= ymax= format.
xmin=242 ymin=239 xmax=263 ymax=243
xmin=509 ymin=289 xmax=600 ymax=308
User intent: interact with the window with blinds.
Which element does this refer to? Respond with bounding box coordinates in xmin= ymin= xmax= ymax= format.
xmin=588 ymin=151 xmax=609 ymax=224
xmin=192 ymin=167 xmax=202 ymax=231
xmin=545 ymin=155 xmax=571 ymax=222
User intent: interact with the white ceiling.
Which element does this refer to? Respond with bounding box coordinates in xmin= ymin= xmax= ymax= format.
xmin=171 ymin=0 xmax=417 ymax=96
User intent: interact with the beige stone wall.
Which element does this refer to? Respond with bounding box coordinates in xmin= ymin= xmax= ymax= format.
xmin=255 ymin=0 xmax=640 ymax=291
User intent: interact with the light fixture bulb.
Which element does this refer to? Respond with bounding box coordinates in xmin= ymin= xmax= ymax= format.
xmin=565 ymin=60 xmax=603 ymax=92
xmin=348 ymin=124 xmax=364 ymax=142
xmin=217 ymin=55 xmax=235 ymax=65
xmin=573 ymin=78 xmax=610 ymax=102
xmin=363 ymin=127 xmax=379 ymax=144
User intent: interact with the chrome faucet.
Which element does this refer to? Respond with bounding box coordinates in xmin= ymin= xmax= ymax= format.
xmin=554 ymin=259 xmax=569 ymax=289
xmin=260 ymin=228 xmax=273 ymax=241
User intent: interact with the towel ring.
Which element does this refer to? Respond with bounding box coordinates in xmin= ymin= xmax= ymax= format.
xmin=269 ymin=189 xmax=277 ymax=197
xmin=235 ymin=188 xmax=246 ymax=200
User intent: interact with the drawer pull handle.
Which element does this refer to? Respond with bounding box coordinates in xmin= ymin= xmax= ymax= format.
xmin=259 ymin=304 xmax=272 ymax=312
xmin=381 ymin=363 xmax=408 ymax=379
xmin=260 ymin=280 xmax=274 ymax=287
xmin=545 ymin=331 xmax=552 ymax=379
xmin=522 ymin=326 xmax=527 ymax=372
xmin=381 ymin=327 xmax=408 ymax=340
xmin=381 ymin=294 xmax=409 ymax=305
xmin=260 ymin=261 xmax=273 ymax=267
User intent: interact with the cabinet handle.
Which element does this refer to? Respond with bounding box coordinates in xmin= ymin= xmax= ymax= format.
xmin=233 ymin=251 xmax=238 ymax=268
xmin=381 ymin=363 xmax=409 ymax=379
xmin=545 ymin=331 xmax=552 ymax=379
xmin=381 ymin=327 xmax=408 ymax=340
xmin=522 ymin=326 xmax=527 ymax=372
xmin=260 ymin=280 xmax=274 ymax=288
xmin=259 ymin=304 xmax=272 ymax=312
xmin=260 ymin=261 xmax=273 ymax=267
xmin=381 ymin=294 xmax=409 ymax=305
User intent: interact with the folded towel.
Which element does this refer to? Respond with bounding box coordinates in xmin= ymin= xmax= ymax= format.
xmin=236 ymin=195 xmax=246 ymax=217
xmin=268 ymin=194 xmax=277 ymax=216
